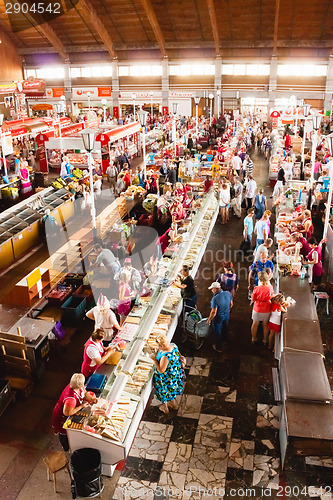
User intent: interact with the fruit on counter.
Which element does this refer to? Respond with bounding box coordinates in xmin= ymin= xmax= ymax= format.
xmin=116 ymin=340 xmax=127 ymax=350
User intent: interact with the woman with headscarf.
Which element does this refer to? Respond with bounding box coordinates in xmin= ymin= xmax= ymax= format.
xmin=86 ymin=294 xmax=121 ymax=345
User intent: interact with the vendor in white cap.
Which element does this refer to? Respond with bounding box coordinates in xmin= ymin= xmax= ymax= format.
xmin=86 ymin=293 xmax=121 ymax=344
xmin=207 ymin=281 xmax=233 ymax=353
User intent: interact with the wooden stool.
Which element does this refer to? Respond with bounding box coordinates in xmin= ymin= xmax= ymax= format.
xmin=43 ymin=451 xmax=71 ymax=493
xmin=314 ymin=291 xmax=330 ymax=315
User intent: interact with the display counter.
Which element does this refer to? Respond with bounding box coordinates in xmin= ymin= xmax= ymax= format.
xmin=0 ymin=187 xmax=74 ymax=268
xmin=274 ymin=209 xmax=333 ymax=467
xmin=279 ymin=401 xmax=333 ymax=464
xmin=66 ymin=191 xmax=219 ymax=475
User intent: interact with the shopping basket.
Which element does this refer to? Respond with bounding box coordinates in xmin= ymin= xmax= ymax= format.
xmin=182 ymin=306 xmax=210 ymax=350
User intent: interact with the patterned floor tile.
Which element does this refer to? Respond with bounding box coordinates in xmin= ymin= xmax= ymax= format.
xmin=204 ymin=384 xmax=237 ymax=403
xmin=158 ymin=470 xmax=186 ymax=497
xmin=121 ymin=456 xmax=163 ymax=483
xmin=228 ymin=439 xmax=255 ymax=470
xmin=305 ymin=456 xmax=333 ymax=468
xmin=177 ymin=395 xmax=203 ymax=419
xmin=189 ymin=444 xmax=229 ymax=473
xmin=254 ymin=427 xmax=280 ymax=457
xmin=239 ymin=355 xmax=261 ymax=375
xmin=163 ymin=442 xmax=192 ymax=474
xmin=113 ymin=477 xmax=157 ymax=500
xmin=183 ymin=375 xmax=208 ymax=396
xmin=170 ymin=417 xmax=198 ymax=445
xmin=230 ymin=398 xmax=257 ymax=440
xmin=184 ymin=469 xmax=226 ymax=499
xmin=185 ymin=357 xmax=194 ymax=368
xmin=256 ymin=404 xmax=280 ymax=429
xmin=194 ymin=414 xmax=233 ymax=450
xmin=253 ymin=455 xmax=280 ymax=490
xmin=189 ymin=357 xmax=211 ymax=377
xmin=209 ymin=360 xmax=239 ymax=388
xmin=129 ymin=422 xmax=173 ymax=461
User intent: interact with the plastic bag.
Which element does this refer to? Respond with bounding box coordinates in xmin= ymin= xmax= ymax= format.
xmin=52 ymin=321 xmax=66 ymax=341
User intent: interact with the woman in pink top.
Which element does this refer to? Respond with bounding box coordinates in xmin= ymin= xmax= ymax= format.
xmin=250 ymin=271 xmax=274 ymax=344
xmin=118 ymin=271 xmax=133 ymax=324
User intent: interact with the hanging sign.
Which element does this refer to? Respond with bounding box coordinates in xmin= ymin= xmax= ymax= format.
xmin=1 ymin=134 xmax=13 ymax=155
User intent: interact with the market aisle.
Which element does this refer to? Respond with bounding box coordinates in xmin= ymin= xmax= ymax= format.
xmin=107 ymin=151 xmax=333 ymax=499
xmin=0 ymin=152 xmax=332 ymax=500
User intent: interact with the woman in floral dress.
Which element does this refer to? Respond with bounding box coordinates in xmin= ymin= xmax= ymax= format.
xmin=150 ymin=333 xmax=184 ymax=414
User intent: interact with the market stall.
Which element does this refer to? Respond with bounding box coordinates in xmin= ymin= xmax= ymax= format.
xmin=64 ymin=191 xmax=219 ymax=475
xmin=272 ymin=207 xmax=333 ymax=467
xmin=0 ymin=186 xmax=74 ymax=269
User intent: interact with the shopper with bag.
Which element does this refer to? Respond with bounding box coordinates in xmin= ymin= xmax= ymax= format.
xmin=150 ymin=333 xmax=184 ymax=414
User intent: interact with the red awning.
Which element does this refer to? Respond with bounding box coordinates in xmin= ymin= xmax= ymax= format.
xmin=96 ymin=122 xmax=140 ymax=145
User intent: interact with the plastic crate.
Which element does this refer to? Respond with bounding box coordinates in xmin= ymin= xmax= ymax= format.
xmin=73 ymin=285 xmax=94 ymax=305
xmin=61 ymin=296 xmax=87 ymax=325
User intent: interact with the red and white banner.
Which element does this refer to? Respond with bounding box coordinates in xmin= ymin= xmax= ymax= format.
xmin=0 ymin=83 xmax=17 ymax=94
xmin=169 ymin=91 xmax=195 ymax=98
xmin=270 ymin=110 xmax=281 ymax=118
xmin=46 ymin=88 xmax=65 ymax=98
xmin=22 ymin=79 xmax=46 ymax=97
xmin=118 ymin=91 xmax=162 ymax=99
xmin=72 ymin=87 xmax=111 ymax=99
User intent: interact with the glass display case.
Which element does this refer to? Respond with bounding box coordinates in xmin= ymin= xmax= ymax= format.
xmin=66 ymin=191 xmax=219 ymax=475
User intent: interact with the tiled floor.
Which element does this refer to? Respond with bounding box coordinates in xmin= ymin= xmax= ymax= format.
xmin=0 ymin=150 xmax=332 ymax=500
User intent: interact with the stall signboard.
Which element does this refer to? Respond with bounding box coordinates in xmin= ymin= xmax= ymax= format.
xmin=113 ymin=106 xmax=119 ymax=119
xmin=0 ymin=83 xmax=17 ymax=94
xmin=1 ymin=134 xmax=13 ymax=155
xmin=118 ymin=91 xmax=162 ymax=99
xmin=72 ymin=87 xmax=111 ymax=99
xmin=22 ymin=79 xmax=46 ymax=97
xmin=46 ymin=88 xmax=65 ymax=98
xmin=169 ymin=91 xmax=195 ymax=98
xmin=272 ymin=118 xmax=279 ymax=129
xmin=162 ymin=106 xmax=169 ymax=115
xmin=270 ymin=110 xmax=281 ymax=118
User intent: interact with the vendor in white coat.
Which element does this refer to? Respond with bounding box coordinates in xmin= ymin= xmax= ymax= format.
xmin=86 ymin=293 xmax=121 ymax=344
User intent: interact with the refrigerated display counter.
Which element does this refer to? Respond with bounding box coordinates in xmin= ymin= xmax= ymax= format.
xmin=66 ymin=191 xmax=219 ymax=475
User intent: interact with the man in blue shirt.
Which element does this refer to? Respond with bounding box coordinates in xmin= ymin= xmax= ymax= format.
xmin=207 ymin=282 xmax=233 ymax=353
xmin=248 ymin=252 xmax=274 ymax=288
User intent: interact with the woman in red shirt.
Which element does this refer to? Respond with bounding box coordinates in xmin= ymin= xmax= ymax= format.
xmin=251 ymin=271 xmax=274 ymax=344
xmin=52 ymin=373 xmax=97 ymax=451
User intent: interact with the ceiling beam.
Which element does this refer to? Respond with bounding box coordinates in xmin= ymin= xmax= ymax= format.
xmin=78 ymin=0 xmax=116 ymax=59
xmin=272 ymin=0 xmax=281 ymax=55
xmin=206 ymin=0 xmax=220 ymax=56
xmin=35 ymin=23 xmax=68 ymax=60
xmin=1 ymin=7 xmax=68 ymax=60
xmin=139 ymin=0 xmax=167 ymax=58
xmin=17 ymin=39 xmax=333 ymax=55
xmin=0 ymin=19 xmax=24 ymax=47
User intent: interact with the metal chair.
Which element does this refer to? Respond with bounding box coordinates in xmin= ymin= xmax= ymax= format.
xmin=314 ymin=291 xmax=330 ymax=315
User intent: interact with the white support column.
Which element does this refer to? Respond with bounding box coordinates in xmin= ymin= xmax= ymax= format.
xmin=162 ymin=58 xmax=169 ymax=110
xmin=214 ymin=58 xmax=222 ymax=116
xmin=112 ymin=61 xmax=120 ymax=115
xmin=64 ymin=60 xmax=72 ymax=115
xmin=324 ymin=55 xmax=333 ymax=115
xmin=268 ymin=55 xmax=278 ymax=123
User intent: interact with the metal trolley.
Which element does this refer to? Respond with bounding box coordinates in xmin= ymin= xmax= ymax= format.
xmin=182 ymin=305 xmax=210 ymax=350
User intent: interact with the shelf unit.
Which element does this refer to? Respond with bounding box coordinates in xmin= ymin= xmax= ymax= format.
xmin=2 ymin=267 xmax=51 ymax=308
